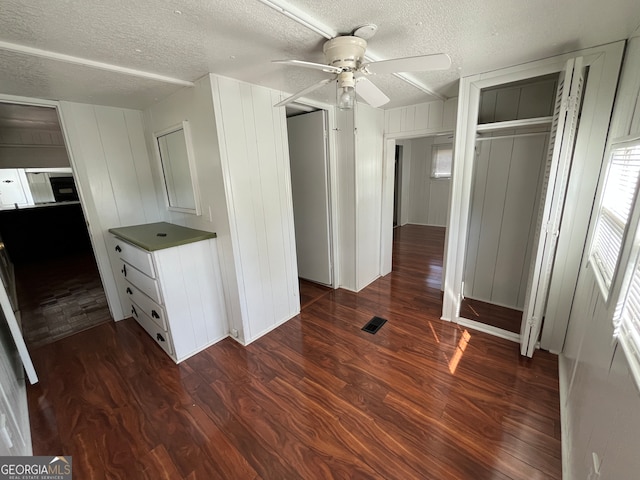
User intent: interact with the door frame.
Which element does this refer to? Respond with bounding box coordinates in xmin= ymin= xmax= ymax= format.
xmin=284 ymin=99 xmax=339 ymax=289
xmin=442 ymin=41 xmax=625 ymax=353
xmin=381 ymin=129 xmax=454 ymax=276
xmin=0 ymin=93 xmax=120 ymax=320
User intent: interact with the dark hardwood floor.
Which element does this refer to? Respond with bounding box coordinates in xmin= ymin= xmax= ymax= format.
xmin=460 ymin=296 xmax=523 ymax=334
xmin=27 ymin=224 xmax=561 ymax=479
xmin=16 ymin=252 xmax=111 ymax=348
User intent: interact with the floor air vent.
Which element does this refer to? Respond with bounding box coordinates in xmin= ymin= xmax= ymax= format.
xmin=362 ymin=316 xmax=387 ymax=334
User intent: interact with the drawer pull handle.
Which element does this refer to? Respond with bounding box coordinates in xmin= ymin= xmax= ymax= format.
xmin=131 ymin=305 xmax=137 ymax=317
xmin=115 ymin=245 xmax=122 ymax=253
xmin=126 ymin=287 xmax=133 ymax=295
xmin=156 ymin=333 xmax=165 ymax=343
xmin=152 ymin=310 xmax=160 ymax=319
xmin=122 ymin=264 xmax=127 ymax=277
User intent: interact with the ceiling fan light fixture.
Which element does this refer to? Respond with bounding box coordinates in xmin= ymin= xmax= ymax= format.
xmin=337 ymin=71 xmax=356 ymax=110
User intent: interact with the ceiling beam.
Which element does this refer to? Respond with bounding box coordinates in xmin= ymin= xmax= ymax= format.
xmin=0 ymin=40 xmax=195 ymax=87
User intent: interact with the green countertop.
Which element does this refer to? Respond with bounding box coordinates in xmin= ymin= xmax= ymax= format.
xmin=109 ymin=222 xmax=216 ymax=252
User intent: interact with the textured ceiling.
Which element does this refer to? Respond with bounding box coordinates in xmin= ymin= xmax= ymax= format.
xmin=0 ymin=0 xmax=639 ymax=111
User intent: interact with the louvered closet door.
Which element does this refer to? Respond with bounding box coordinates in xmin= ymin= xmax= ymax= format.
xmin=520 ymin=57 xmax=585 ymax=357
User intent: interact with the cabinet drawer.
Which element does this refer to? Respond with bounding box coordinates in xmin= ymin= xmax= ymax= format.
xmin=118 ymin=262 xmax=162 ymax=304
xmin=123 ymin=280 xmax=167 ymax=331
xmin=111 ymin=236 xmax=155 ymax=278
xmin=129 ymin=302 xmax=174 ymax=357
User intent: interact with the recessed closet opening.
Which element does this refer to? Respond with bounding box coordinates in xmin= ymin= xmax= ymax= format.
xmin=0 ymin=101 xmax=110 ymax=349
xmin=460 ymin=73 xmax=563 ymax=338
xmin=285 ymin=102 xmax=334 ymax=308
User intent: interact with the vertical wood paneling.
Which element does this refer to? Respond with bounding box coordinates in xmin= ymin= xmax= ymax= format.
xmin=337 ymin=109 xmax=356 ymax=290
xmin=123 ymin=110 xmax=161 ymax=223
xmin=427 ymin=101 xmax=444 ymax=129
xmin=463 ymin=134 xmax=547 ymax=309
xmin=60 ymin=102 xmax=163 ymax=324
xmin=443 ymin=98 xmax=458 ymax=130
xmin=405 ymin=137 xmax=451 ymax=227
xmin=492 ymin=135 xmax=547 ymax=307
xmin=355 ymin=104 xmax=384 ymax=290
xmin=560 ymin=38 xmax=640 ymax=480
xmin=474 ymin=139 xmax=512 ymax=302
xmin=145 ymin=76 xmax=243 ymax=346
xmin=212 ymin=76 xmax=299 ymax=343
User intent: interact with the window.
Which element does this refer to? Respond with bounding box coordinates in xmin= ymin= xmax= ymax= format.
xmin=615 ymin=224 xmax=640 ymax=387
xmin=589 ymin=136 xmax=640 ymax=300
xmin=431 ymin=144 xmax=453 ymax=179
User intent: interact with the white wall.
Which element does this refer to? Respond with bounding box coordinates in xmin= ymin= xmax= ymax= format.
xmin=355 ymin=103 xmax=385 ymax=290
xmin=144 ymin=75 xmax=240 ymax=343
xmin=336 ymin=103 xmax=385 ymax=291
xmin=561 ymin=37 xmax=640 ymax=479
xmin=380 ymin=98 xmax=457 ymax=276
xmin=463 ymin=131 xmax=547 ymax=310
xmin=59 ymin=102 xmax=161 ymax=321
xmin=210 ymin=75 xmax=299 ymax=344
xmin=399 ymin=136 xmax=452 ymax=227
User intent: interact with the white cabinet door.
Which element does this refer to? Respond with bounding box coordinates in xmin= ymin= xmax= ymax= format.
xmin=0 ymin=169 xmax=33 ymax=208
xmin=287 ymin=110 xmax=333 ymax=286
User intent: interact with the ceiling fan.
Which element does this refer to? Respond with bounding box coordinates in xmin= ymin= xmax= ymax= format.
xmin=273 ymin=25 xmax=451 ymax=110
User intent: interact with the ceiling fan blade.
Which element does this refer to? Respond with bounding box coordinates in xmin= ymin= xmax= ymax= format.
xmin=355 ymin=77 xmax=390 ymax=108
xmin=364 ymin=53 xmax=452 ymax=74
xmin=272 ymin=59 xmax=343 ymax=74
xmin=274 ymin=77 xmax=336 ymax=108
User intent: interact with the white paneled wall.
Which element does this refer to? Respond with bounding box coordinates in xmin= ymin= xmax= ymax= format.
xmin=562 ymin=36 xmax=640 ymax=479
xmin=355 ymin=103 xmax=385 ymax=290
xmin=211 ymin=75 xmax=299 ymax=344
xmin=398 ymin=136 xmax=452 ymax=227
xmin=59 ymin=102 xmax=161 ymax=321
xmin=385 ymin=98 xmax=458 ymax=135
xmin=380 ymin=98 xmax=457 ymax=276
xmin=144 ymin=75 xmax=239 ymax=343
xmin=463 ymin=132 xmax=547 ymax=309
xmin=336 ymin=108 xmax=357 ymax=289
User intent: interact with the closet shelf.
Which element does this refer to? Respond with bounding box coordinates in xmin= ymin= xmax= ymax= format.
xmin=476 ymin=116 xmax=553 ymax=133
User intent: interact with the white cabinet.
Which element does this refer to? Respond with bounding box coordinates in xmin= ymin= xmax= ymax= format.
xmin=0 ymin=169 xmax=33 ymax=209
xmin=108 ymin=222 xmax=228 ymax=363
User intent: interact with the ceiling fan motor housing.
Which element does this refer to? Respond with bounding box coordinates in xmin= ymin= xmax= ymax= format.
xmin=323 ymin=36 xmax=367 ymax=71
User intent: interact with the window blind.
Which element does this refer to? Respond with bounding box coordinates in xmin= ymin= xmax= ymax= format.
xmin=431 ymin=144 xmax=453 ymax=178
xmin=590 ymin=140 xmax=640 ymax=299
xmin=616 ymin=225 xmax=640 ymax=390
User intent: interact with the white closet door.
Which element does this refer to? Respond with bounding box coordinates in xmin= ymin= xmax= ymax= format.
xmin=287 ymin=110 xmax=333 ymax=286
xmin=520 ymin=57 xmax=585 ymax=356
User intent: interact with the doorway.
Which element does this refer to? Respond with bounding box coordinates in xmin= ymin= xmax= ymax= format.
xmin=390 ymin=134 xmax=453 ymax=290
xmin=0 ymin=102 xmax=110 ymax=348
xmin=443 ymin=42 xmax=624 ymax=356
xmin=285 ymin=103 xmax=334 ymax=308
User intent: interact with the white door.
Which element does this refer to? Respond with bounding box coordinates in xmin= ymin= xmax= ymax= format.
xmin=520 ymin=57 xmax=585 ymax=356
xmin=287 ymin=110 xmax=332 ymax=286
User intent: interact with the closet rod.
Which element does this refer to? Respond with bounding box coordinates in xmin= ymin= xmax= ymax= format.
xmin=476 ymin=131 xmax=550 ymax=142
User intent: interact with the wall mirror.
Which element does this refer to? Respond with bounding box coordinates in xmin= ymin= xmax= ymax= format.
xmin=154 ymin=121 xmax=201 ymax=215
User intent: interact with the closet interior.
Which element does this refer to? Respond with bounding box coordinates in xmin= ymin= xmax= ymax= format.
xmin=460 ymin=74 xmax=560 ymax=334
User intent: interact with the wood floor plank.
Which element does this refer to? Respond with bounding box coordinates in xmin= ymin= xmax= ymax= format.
xmin=26 ymin=224 xmax=561 ymax=479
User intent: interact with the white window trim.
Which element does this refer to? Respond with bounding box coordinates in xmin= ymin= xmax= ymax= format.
xmin=589 ymin=134 xmax=640 ymax=303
